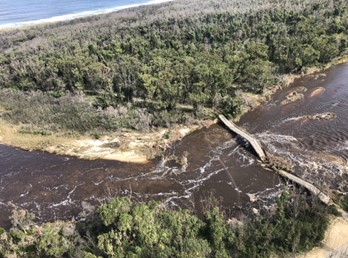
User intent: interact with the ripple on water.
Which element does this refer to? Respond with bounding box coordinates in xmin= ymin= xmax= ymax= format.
xmin=1 ymin=63 xmax=348 ymax=228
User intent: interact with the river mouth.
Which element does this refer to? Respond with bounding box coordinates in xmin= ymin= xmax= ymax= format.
xmin=1 ymin=63 xmax=348 ymax=229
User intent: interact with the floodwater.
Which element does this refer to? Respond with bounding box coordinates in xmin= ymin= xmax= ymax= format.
xmin=1 ymin=63 xmax=348 ymax=228
xmin=240 ymin=63 xmax=348 ymax=194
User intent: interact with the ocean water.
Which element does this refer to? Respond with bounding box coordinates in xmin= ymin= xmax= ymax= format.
xmin=0 ymin=0 xmax=171 ymax=29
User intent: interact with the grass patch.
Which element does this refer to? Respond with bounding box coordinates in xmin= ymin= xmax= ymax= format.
xmin=0 ymin=119 xmax=74 ymax=150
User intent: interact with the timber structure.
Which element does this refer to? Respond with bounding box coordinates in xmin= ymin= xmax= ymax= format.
xmin=218 ymin=114 xmax=266 ymax=161
xmin=218 ymin=114 xmax=332 ymax=205
xmin=278 ymin=170 xmax=331 ymax=204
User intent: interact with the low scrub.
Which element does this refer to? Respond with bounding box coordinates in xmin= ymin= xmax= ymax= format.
xmin=0 ymin=89 xmax=196 ymax=135
xmin=341 ymin=196 xmax=348 ymax=212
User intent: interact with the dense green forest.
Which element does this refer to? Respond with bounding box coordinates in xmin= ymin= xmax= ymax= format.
xmin=0 ymin=0 xmax=347 ymax=133
xmin=0 ymin=192 xmax=335 ymax=258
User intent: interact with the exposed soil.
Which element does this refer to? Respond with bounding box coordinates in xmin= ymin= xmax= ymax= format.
xmin=1 ymin=54 xmax=347 ymax=164
xmin=310 ymin=87 xmax=326 ymax=97
xmin=0 ymin=55 xmax=348 ymax=256
xmin=299 ymin=217 xmax=348 ymax=258
xmin=0 ymin=119 xmax=202 ymax=163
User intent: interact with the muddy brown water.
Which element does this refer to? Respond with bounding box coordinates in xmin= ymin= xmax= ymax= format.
xmin=1 ymin=63 xmax=348 ymax=228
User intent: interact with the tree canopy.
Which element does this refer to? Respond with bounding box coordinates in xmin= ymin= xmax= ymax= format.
xmin=0 ymin=0 xmax=346 ymax=121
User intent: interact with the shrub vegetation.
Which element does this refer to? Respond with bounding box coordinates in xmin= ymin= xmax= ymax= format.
xmin=0 ymin=192 xmax=333 ymax=257
xmin=0 ymin=0 xmax=347 ymax=132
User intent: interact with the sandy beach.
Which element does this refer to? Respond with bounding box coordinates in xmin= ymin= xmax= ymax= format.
xmin=0 ymin=0 xmax=174 ymax=30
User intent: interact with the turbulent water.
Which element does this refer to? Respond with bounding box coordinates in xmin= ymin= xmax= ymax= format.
xmin=240 ymin=63 xmax=348 ymax=195
xmin=0 ymin=63 xmax=348 ymax=228
xmin=0 ymin=0 xmax=171 ymax=29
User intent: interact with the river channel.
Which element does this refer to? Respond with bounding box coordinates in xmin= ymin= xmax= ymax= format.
xmin=1 ymin=63 xmax=347 ymax=228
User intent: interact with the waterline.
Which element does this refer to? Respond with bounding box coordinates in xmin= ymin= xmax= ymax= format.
xmin=0 ymin=0 xmax=173 ymax=30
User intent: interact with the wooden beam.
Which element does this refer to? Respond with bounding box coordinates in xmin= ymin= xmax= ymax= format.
xmin=278 ymin=169 xmax=332 ymax=204
xmin=218 ymin=115 xmax=266 ymax=161
xmin=218 ymin=115 xmax=332 ymax=205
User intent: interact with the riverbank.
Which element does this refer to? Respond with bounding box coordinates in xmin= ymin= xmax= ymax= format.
xmin=0 ymin=56 xmax=346 ymax=164
xmin=0 ymin=118 xmax=207 ymax=163
xmin=236 ymin=53 xmax=348 ymax=120
xmin=0 ymin=0 xmax=347 ymax=255
xmin=0 ymin=0 xmax=346 ymax=167
xmin=299 ymin=217 xmax=348 ymax=258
